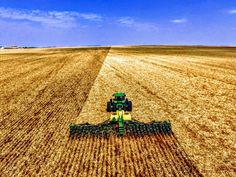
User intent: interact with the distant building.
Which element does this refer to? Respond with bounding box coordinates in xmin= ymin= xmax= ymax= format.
xmin=3 ymin=46 xmax=19 ymax=49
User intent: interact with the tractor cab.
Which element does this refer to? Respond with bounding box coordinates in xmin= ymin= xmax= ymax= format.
xmin=112 ymin=92 xmax=126 ymax=102
xmin=107 ymin=92 xmax=132 ymax=112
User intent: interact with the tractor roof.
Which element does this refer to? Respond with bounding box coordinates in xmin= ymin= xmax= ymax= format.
xmin=112 ymin=92 xmax=126 ymax=97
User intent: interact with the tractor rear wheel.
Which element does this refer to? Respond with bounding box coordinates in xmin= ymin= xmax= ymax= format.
xmin=107 ymin=102 xmax=112 ymax=112
xmin=127 ymin=101 xmax=132 ymax=111
xmin=112 ymin=104 xmax=117 ymax=112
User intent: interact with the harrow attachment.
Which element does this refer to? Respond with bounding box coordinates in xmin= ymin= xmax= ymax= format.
xmin=69 ymin=119 xmax=172 ymax=137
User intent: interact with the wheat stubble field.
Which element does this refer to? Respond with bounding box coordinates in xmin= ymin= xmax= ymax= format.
xmin=0 ymin=46 xmax=235 ymax=177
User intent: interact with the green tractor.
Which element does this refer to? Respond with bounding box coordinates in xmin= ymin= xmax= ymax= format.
xmin=107 ymin=92 xmax=132 ymax=112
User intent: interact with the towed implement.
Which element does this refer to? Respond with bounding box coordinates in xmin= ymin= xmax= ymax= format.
xmin=69 ymin=92 xmax=172 ymax=137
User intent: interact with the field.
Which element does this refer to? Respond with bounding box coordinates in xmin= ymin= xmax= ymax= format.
xmin=0 ymin=46 xmax=235 ymax=176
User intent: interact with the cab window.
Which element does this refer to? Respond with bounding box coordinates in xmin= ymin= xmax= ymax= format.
xmin=115 ymin=96 xmax=124 ymax=101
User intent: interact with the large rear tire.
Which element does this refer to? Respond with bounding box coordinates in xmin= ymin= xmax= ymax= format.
xmin=127 ymin=101 xmax=132 ymax=111
xmin=112 ymin=103 xmax=117 ymax=112
xmin=107 ymin=102 xmax=112 ymax=112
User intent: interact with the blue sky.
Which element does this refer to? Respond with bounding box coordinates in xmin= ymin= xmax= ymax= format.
xmin=0 ymin=0 xmax=236 ymax=46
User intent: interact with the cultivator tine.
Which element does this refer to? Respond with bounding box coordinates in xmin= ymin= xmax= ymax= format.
xmin=124 ymin=120 xmax=172 ymax=136
xmin=69 ymin=122 xmax=116 ymax=137
xmin=70 ymin=119 xmax=172 ymax=137
xmin=70 ymin=121 xmax=172 ymax=137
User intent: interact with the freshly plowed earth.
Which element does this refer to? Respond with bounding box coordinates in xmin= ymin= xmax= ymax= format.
xmin=0 ymin=47 xmax=110 ymax=176
xmin=1 ymin=46 xmax=235 ymax=177
xmin=67 ymin=133 xmax=202 ymax=177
